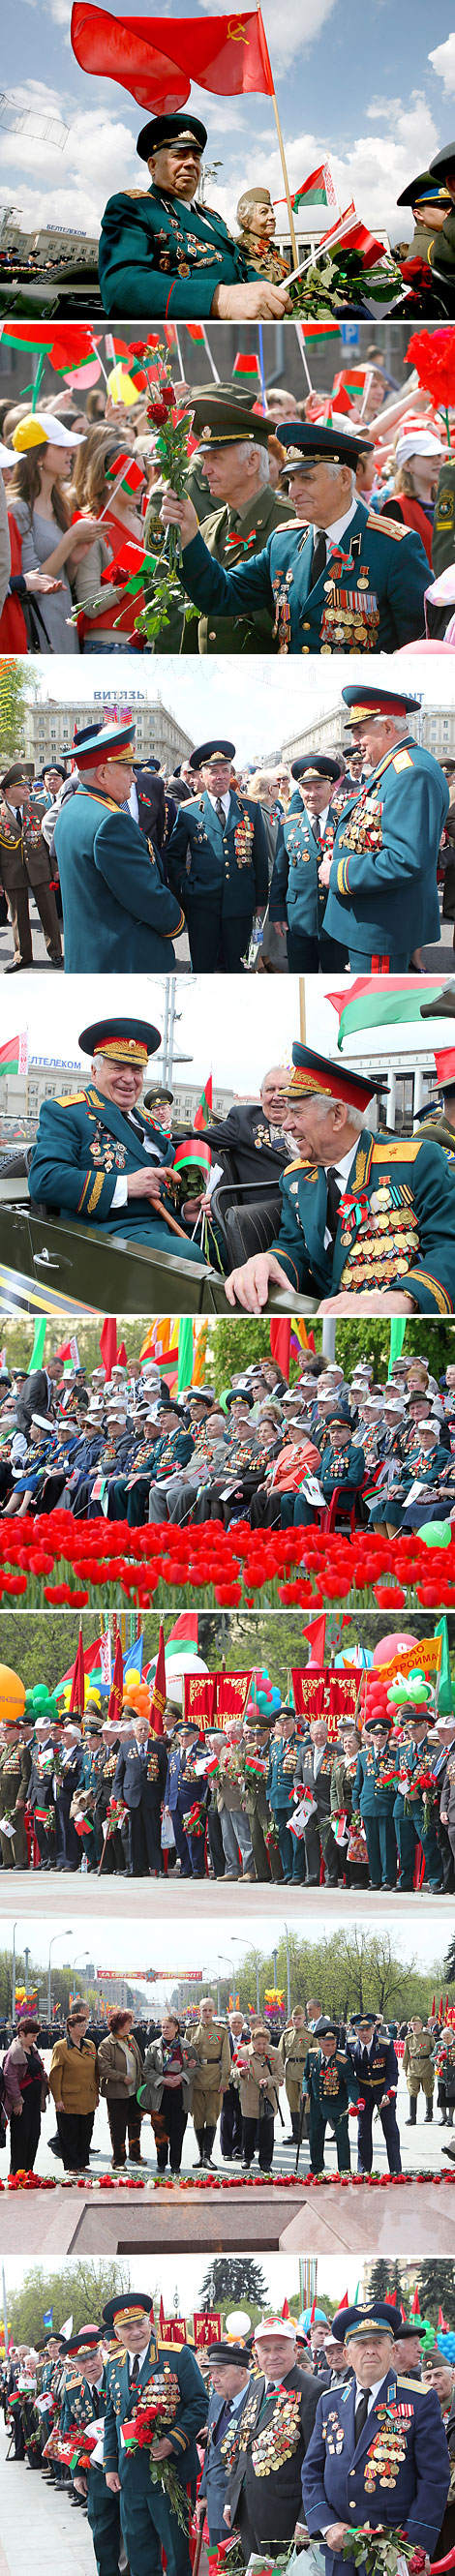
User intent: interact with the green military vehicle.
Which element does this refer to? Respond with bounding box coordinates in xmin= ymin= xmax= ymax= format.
xmin=0 ymin=1139 xmax=317 ymax=1318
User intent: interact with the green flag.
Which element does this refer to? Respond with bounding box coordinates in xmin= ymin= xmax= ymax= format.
xmin=27 ymin=1319 xmax=47 ymax=1373
xmin=435 ymin=1616 xmax=453 ymax=1716
xmin=388 ymin=1320 xmax=407 ymax=1375
xmin=177 ymin=1318 xmax=194 ymax=1396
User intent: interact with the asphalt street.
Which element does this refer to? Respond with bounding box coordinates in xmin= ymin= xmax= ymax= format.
xmin=0 ymin=896 xmax=453 ymax=976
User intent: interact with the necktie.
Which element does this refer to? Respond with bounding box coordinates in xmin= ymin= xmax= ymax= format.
xmin=130 ymin=2356 xmax=140 ymax=2386
xmin=311 ymin=530 xmax=327 ymax=586
xmin=325 ymin=1166 xmax=342 ymax=1247
xmin=354 ymin=2389 xmax=371 ymax=2442
xmin=215 ymin=796 xmax=226 ymax=825
xmin=312 ymin=813 xmax=320 ymax=846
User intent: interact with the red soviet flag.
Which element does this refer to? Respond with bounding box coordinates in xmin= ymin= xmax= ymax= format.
xmin=72 ymin=4 xmax=274 ymax=106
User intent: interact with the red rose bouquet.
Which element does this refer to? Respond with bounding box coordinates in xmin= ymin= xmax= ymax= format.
xmin=122 ymin=2381 xmax=188 ymax=2530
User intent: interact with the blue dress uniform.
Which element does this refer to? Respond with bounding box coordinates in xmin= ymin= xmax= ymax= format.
xmin=165 ymin=1730 xmax=210 ymax=1878
xmin=352 ymin=1720 xmax=398 ymax=1889
xmin=266 ymin=1722 xmax=303 ymax=1882
xmin=269 ymin=775 xmax=348 ymax=973
xmin=28 ymin=1009 xmax=208 ymax=1269
xmin=346 ymin=2022 xmax=402 ymax=2173
xmin=102 ymin=2299 xmax=207 ymax=2576
xmin=323 ymin=730 xmax=448 ymax=971
xmin=270 ymin=1130 xmax=455 ymax=1312
xmin=167 ymin=783 xmax=268 ymax=973
xmin=54 ymin=791 xmax=184 ymax=976
xmin=393 ymin=1719 xmax=443 ymax=1889
xmin=179 ymin=500 xmax=429 ymax=657
xmin=303 ymin=2023 xmax=359 ymax=2172
xmin=301 ymin=2321 xmax=450 ymax=2576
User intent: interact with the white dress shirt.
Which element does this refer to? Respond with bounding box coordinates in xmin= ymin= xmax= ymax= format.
xmin=207 ymin=789 xmax=230 ymax=821
xmin=311 ymin=498 xmax=358 ymax=555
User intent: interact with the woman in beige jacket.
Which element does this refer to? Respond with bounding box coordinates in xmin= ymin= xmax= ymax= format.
xmin=232 ymin=2022 xmax=284 ymax=2170
xmin=192 ymin=1997 xmax=231 ymax=2168
xmin=97 ymin=2010 xmax=144 ymax=2167
xmin=48 ymin=2005 xmax=99 ymax=2172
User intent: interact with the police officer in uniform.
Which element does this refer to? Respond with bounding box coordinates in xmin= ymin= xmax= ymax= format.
xmin=28 ymin=1015 xmax=208 ymax=1267
xmin=303 ymin=2018 xmax=359 ymax=2174
xmin=98 ymin=112 xmax=290 ymax=321
xmin=301 ymin=2299 xmax=450 ymax=2576
xmin=167 ymin=739 xmax=268 ymax=972
xmin=53 ymin=718 xmax=184 ymax=975
xmin=224 ymin=1042 xmax=455 ymax=1316
xmin=102 ymin=2290 xmax=207 ymax=2576
xmin=0 ymin=764 xmax=62 ymax=972
xmin=322 ymin=685 xmax=448 ymax=970
xmin=269 ymin=755 xmax=348 ymax=970
xmin=162 ymin=421 xmax=429 ymax=654
xmin=346 ymin=2014 xmax=402 ymax=2174
xmin=352 ymin=1714 xmax=398 ymax=1891
xmin=65 ymin=2327 xmax=121 ymax=2576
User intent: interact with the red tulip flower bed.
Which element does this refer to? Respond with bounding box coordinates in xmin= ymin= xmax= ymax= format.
xmin=0 ymin=1513 xmax=454 ymax=1608
xmin=2 ymin=2167 xmax=454 ymax=2192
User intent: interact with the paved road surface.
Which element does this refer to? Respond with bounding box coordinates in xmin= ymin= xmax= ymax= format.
xmin=0 ymin=894 xmax=453 ymax=977
xmin=0 ymin=2430 xmax=93 ymax=2576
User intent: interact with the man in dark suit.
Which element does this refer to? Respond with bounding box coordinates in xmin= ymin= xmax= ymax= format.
xmin=113 ymin=1712 xmax=168 ymax=1875
xmin=197 ymin=2341 xmax=252 ymax=2543
xmin=300 ymin=2299 xmax=450 ymax=2576
xmin=225 ymin=2315 xmax=319 ymax=2560
xmin=130 ymin=762 xmax=167 ymax=851
xmin=205 ymin=1065 xmax=290 ymax=1192
xmin=15 ymin=1356 xmax=61 ymax=1434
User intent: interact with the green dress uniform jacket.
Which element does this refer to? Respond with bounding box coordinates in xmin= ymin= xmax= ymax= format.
xmin=98 ymin=184 xmax=252 ymax=317
xmin=323 ymin=736 xmax=448 ymax=963
xmin=0 ymin=802 xmax=55 ymax=894
xmin=178 ymin=501 xmax=429 ymax=653
xmin=270 ymin=1126 xmax=455 ymax=1312
xmin=403 ymin=2027 xmax=435 ymax=2095
xmin=430 ymin=207 xmax=455 ymax=276
xmin=54 ymin=784 xmax=184 ymax=974
xmin=269 ymin=792 xmax=339 ymax=940
xmin=27 ymin=1086 xmax=206 ymax=1263
xmin=180 ymin=485 xmax=296 ymax=655
xmin=103 ymin=2333 xmax=207 ymax=2483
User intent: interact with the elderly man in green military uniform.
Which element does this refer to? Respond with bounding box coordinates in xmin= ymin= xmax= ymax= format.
xmin=403 ymin=2015 xmax=435 ymax=2126
xmin=53 ymin=717 xmax=184 ymax=976
xmin=99 ymin=111 xmax=291 ymax=321
xmin=303 ymin=2018 xmax=359 ymax=2174
xmin=321 ymin=684 xmax=448 ymax=969
xmin=167 ymin=738 xmax=268 ymax=972
xmin=224 ymin=1042 xmax=455 ymax=1315
xmin=0 ymin=1718 xmax=31 ymax=1870
xmin=162 ymin=420 xmax=429 ymax=653
xmin=0 ymin=763 xmax=63 ymax=972
xmin=28 ymin=1016 xmax=208 ymax=1267
xmin=103 ymin=2288 xmax=207 ymax=2576
xmin=168 ymin=391 xmax=295 ymax=654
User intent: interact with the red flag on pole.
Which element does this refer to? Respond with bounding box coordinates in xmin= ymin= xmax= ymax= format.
xmin=107 ymin=1633 xmax=123 ymax=1728
xmin=72 ymin=4 xmax=275 ymax=105
xmin=168 ymin=1615 xmax=198 ymax=1644
xmin=410 ymin=2287 xmax=421 ymax=2317
xmin=438 ymin=2306 xmax=447 ymax=2332
xmin=302 ymin=1615 xmax=327 ymax=1667
xmin=337 ymin=2291 xmax=349 ymax=2309
xmin=432 ymin=1994 xmax=436 ymax=2016
xmin=194 ymin=1073 xmax=213 ymax=1131
xmin=150 ymin=1625 xmax=166 ymax=1737
xmin=69 ymin=1626 xmax=85 ymax=1717
xmin=159 ymin=2296 xmax=165 ymax=2336
xmin=282 ymin=2298 xmax=290 ymax=2318
xmin=270 ymin=1319 xmax=291 ymax=1382
xmin=100 ymin=1317 xmax=117 ymax=1380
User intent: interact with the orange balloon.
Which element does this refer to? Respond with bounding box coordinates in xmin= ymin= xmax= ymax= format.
xmin=0 ymin=1664 xmax=26 ymax=1726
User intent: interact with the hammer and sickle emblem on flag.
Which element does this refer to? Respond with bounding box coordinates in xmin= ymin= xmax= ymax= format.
xmin=228 ymin=16 xmax=249 ymax=36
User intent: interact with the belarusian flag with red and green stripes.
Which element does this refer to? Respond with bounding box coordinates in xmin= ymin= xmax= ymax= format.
xmin=327 ymin=977 xmax=447 ymax=1049
xmin=194 ymin=1073 xmax=213 ymax=1129
xmin=232 ymin=352 xmax=261 ymax=387
xmin=0 ymin=1033 xmax=28 ymax=1077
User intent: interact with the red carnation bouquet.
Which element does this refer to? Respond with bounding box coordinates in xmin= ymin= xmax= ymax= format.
xmin=407 ymin=327 xmax=455 ymax=433
xmin=122 ymin=2381 xmax=188 ymax=2530
xmin=124 ymin=344 xmax=197 ymax=646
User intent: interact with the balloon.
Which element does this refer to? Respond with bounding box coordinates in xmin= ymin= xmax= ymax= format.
xmin=373 ymin=1633 xmax=418 ymax=1665
xmin=225 ymin=2308 xmax=252 ymax=2336
xmin=0 ymin=1664 xmax=26 ymax=1726
xmin=123 ymin=1683 xmax=150 ymax=1720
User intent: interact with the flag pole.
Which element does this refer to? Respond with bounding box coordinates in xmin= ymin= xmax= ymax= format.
xmin=270 ymin=89 xmax=298 ymax=267
xmin=294 ymin=320 xmax=313 ymax=393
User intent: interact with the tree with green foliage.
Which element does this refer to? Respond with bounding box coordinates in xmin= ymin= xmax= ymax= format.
xmin=0 ymin=659 xmax=37 ymax=766
xmin=417 ymin=2262 xmax=455 ymax=2328
xmin=199 ymin=2260 xmax=267 ymax=2313
xmin=8 ymin=2261 xmax=131 ymax=2348
xmin=368 ymin=2260 xmax=405 ymax=2308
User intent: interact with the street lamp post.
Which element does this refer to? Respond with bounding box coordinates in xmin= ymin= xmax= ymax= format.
xmin=47 ymin=1932 xmax=72 ymax=2025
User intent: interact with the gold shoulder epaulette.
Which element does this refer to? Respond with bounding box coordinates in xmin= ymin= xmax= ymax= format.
xmin=55 ymin=1090 xmax=89 ymax=1108
xmin=284 ymin=1157 xmax=306 ymax=1174
xmin=123 ymin=188 xmax=150 ymax=199
xmin=396 ymin=2375 xmax=419 ymax=2391
xmin=373 ymin=1139 xmax=420 ymax=1162
xmin=366 ymin=512 xmax=408 ymax=541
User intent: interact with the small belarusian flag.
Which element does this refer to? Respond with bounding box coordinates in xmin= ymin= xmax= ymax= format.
xmin=327 ymin=976 xmax=446 ymax=1050
xmin=0 ymin=1033 xmax=28 ymax=1077
xmin=293 ymin=160 xmax=338 ymax=209
xmin=232 ymin=352 xmax=261 ymax=386
xmin=48 ymin=328 xmax=99 ymax=373
xmin=106 ymin=450 xmax=145 ymax=494
xmin=186 ymin=323 xmax=205 ymax=343
xmin=330 ymin=367 xmax=370 ymax=413
xmin=194 ymin=1073 xmax=213 ymax=1129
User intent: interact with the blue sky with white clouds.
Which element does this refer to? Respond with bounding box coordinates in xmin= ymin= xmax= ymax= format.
xmin=1 ymin=0 xmax=454 ymax=250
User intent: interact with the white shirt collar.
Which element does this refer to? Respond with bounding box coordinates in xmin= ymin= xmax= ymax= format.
xmin=207 ymin=789 xmax=230 ymax=817
xmin=312 ymin=498 xmax=358 ymax=550
xmin=355 ymin=2374 xmax=389 ymax=2409
xmin=128 ymin=2343 xmax=150 ymax=2378
xmin=329 ymin=1137 xmax=360 ymax=1187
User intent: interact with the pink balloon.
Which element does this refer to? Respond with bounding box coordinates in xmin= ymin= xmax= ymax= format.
xmin=373 ymin=1632 xmax=418 ymax=1665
